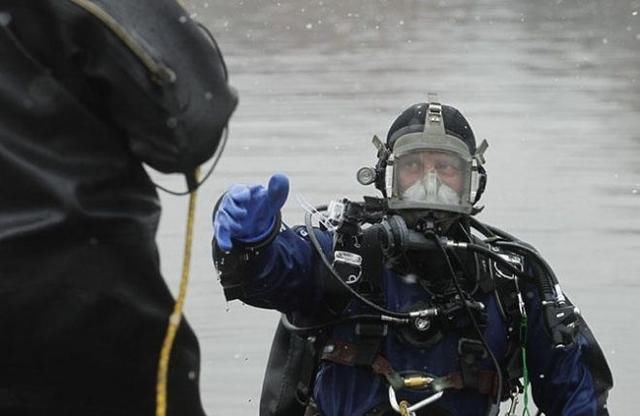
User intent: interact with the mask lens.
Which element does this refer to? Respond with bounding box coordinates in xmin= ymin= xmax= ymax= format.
xmin=392 ymin=150 xmax=470 ymax=211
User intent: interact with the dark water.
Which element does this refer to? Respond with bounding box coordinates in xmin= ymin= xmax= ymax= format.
xmin=155 ymin=0 xmax=640 ymax=413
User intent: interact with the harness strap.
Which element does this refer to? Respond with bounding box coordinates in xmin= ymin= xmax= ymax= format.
xmin=321 ymin=341 xmax=404 ymax=390
xmin=321 ymin=341 xmax=500 ymax=396
xmin=494 ymin=270 xmax=525 ymax=397
xmin=437 ymin=371 xmax=499 ymax=396
xmin=457 ymin=336 xmax=487 ymax=391
xmin=296 ymin=335 xmax=320 ymax=402
xmin=359 ymin=225 xmax=385 ymax=302
xmin=471 ymin=235 xmax=526 ymax=399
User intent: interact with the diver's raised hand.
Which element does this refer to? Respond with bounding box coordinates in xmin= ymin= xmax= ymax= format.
xmin=213 ymin=173 xmax=290 ymax=251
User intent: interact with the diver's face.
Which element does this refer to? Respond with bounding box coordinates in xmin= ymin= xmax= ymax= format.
xmin=396 ymin=151 xmax=464 ymax=194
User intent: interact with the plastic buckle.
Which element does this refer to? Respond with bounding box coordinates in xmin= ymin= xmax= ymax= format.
xmin=457 ymin=338 xmax=488 ymax=360
xmin=327 ymin=200 xmax=346 ymax=228
xmin=333 ymin=250 xmax=362 ymax=284
xmin=355 ymin=323 xmax=388 ymax=338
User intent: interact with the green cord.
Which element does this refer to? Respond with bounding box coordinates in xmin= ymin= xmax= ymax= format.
xmin=521 ymin=316 xmax=531 ymax=416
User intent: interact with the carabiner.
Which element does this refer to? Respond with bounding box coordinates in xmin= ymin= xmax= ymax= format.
xmin=388 ymin=386 xmax=444 ymax=415
xmin=505 ymin=390 xmax=519 ymax=416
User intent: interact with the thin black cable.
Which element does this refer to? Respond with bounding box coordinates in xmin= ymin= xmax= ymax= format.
xmin=304 ymin=211 xmax=413 ymax=319
xmin=470 ymin=218 xmax=538 ymax=254
xmin=493 ymin=241 xmax=559 ymax=286
xmin=155 ymin=18 xmax=232 ymax=196
xmin=468 ymin=217 xmax=498 ymax=239
xmin=446 ymin=226 xmax=480 ymax=296
xmin=196 ymin=22 xmax=230 ymax=81
xmin=464 ymin=243 xmax=537 ymax=285
xmin=481 ymin=224 xmax=526 ymax=245
xmin=280 ymin=313 xmax=408 ymax=334
xmin=155 ymin=126 xmax=229 ymax=196
xmin=426 ymin=232 xmax=504 ymax=407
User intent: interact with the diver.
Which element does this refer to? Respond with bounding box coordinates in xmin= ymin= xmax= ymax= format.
xmin=0 ymin=1 xmax=236 ymax=415
xmin=212 ymin=98 xmax=612 ymax=415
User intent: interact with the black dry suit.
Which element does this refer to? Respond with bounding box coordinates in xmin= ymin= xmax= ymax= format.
xmin=0 ymin=1 xmax=236 ymax=415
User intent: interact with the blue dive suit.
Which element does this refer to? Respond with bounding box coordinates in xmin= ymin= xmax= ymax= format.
xmin=223 ymin=224 xmax=611 ymax=416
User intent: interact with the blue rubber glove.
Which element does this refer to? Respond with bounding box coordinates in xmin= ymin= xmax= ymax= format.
xmin=213 ymin=173 xmax=290 ymax=251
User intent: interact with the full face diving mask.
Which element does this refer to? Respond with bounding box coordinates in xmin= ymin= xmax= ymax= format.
xmin=387 ymin=101 xmax=488 ymax=215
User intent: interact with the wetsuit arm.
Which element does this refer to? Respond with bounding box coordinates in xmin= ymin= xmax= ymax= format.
xmin=525 ymin=289 xmax=613 ymax=415
xmin=213 ymin=225 xmax=335 ymax=314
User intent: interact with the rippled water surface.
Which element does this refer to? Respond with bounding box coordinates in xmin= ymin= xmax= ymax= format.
xmin=156 ymin=1 xmax=640 ymax=413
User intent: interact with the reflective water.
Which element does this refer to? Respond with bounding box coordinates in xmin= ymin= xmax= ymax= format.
xmin=157 ymin=0 xmax=640 ymax=413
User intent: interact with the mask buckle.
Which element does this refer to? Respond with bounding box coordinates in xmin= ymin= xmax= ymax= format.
xmin=422 ymin=95 xmax=447 ymax=139
xmin=470 ymin=139 xmax=489 ymax=205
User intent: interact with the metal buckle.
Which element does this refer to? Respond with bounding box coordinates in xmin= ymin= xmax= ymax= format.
xmin=388 ymin=386 xmax=444 ymax=415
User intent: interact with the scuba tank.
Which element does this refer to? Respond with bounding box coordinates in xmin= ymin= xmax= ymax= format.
xmin=260 ymin=319 xmax=320 ymax=416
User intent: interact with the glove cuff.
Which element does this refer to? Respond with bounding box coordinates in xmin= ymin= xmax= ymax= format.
xmin=233 ymin=210 xmax=282 ymax=250
xmin=211 ymin=210 xmax=282 ymax=301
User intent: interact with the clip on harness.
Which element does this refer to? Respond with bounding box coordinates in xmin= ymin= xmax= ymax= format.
xmin=321 ymin=339 xmax=503 ymax=415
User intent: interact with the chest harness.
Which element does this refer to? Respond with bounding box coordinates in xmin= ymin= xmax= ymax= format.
xmin=213 ymin=196 xmax=581 ymax=416
xmin=295 ymin=197 xmax=580 ymax=416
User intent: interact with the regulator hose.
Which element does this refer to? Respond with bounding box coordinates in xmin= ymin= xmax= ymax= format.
xmin=425 ymin=232 xmax=504 ymax=408
xmin=304 ymin=211 xmax=414 ymax=319
xmin=280 ymin=312 xmax=410 ymax=334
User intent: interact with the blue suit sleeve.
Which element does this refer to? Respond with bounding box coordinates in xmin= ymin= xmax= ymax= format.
xmin=237 ymin=226 xmax=334 ymax=315
xmin=525 ymin=291 xmax=613 ymax=416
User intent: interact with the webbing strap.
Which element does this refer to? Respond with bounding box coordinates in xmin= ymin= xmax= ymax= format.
xmin=359 ymin=225 xmax=385 ymax=301
xmin=458 ymin=336 xmax=487 ymax=392
xmin=436 ymin=371 xmax=499 ymax=396
xmin=321 ymin=341 xmax=404 ymax=390
xmin=321 ymin=341 xmax=500 ymax=396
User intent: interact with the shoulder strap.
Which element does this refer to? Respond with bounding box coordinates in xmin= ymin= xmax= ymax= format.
xmin=359 ymin=225 xmax=385 ymax=302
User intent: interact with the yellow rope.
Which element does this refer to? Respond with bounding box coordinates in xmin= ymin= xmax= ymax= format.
xmin=155 ymin=168 xmax=199 ymax=416
xmin=67 ymin=1 xmax=198 ymax=414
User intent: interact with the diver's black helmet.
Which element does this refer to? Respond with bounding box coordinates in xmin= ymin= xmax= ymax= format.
xmin=387 ymin=103 xmax=477 ymax=154
xmin=379 ymin=99 xmax=488 ymax=215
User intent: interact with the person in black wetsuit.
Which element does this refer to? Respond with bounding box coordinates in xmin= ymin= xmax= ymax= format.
xmin=0 ymin=1 xmax=237 ymax=415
